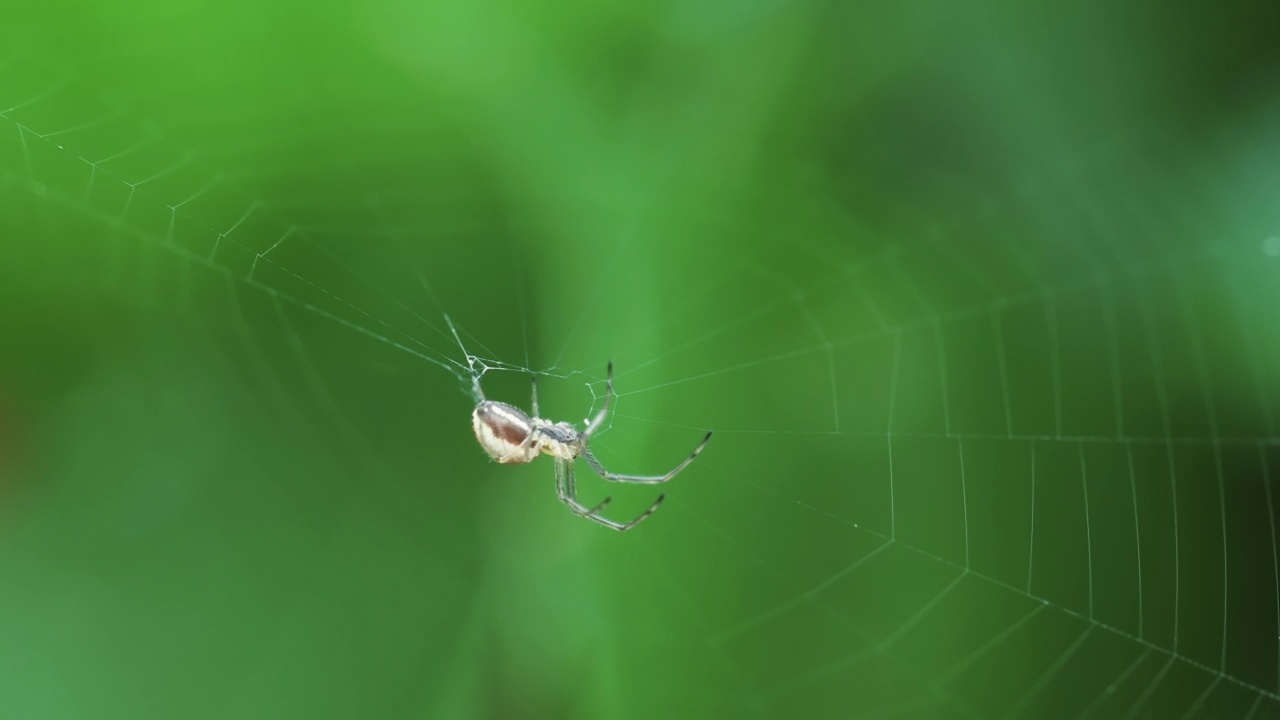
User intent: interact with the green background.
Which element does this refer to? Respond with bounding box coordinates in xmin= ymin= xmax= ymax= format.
xmin=2 ymin=1 xmax=1279 ymax=718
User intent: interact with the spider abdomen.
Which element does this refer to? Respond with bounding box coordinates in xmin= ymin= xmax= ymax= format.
xmin=473 ymin=401 xmax=538 ymax=464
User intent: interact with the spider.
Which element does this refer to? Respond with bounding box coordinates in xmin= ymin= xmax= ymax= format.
xmin=471 ymin=362 xmax=712 ymax=532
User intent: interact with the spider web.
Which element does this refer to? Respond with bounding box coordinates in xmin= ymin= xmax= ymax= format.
xmin=2 ymin=9 xmax=1279 ymax=719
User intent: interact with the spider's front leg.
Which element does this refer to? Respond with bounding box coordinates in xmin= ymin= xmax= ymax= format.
xmin=582 ymin=430 xmax=713 ymax=484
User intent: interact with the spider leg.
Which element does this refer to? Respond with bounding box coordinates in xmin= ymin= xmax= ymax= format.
xmin=555 ymin=457 xmax=663 ymax=532
xmin=567 ymin=462 xmax=614 ymax=516
xmin=582 ymin=361 xmax=614 ymax=438
xmin=554 ymin=456 xmax=608 ymax=516
xmin=530 ymin=373 xmax=539 ymax=418
xmin=582 ymin=430 xmax=713 ymax=484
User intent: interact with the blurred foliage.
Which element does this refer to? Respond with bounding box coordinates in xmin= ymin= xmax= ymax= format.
xmin=2 ymin=0 xmax=1280 ymax=718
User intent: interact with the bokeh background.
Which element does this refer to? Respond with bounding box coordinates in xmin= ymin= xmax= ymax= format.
xmin=2 ymin=1 xmax=1280 ymax=718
